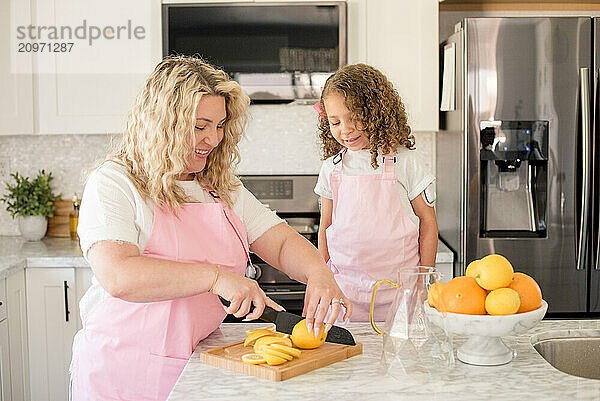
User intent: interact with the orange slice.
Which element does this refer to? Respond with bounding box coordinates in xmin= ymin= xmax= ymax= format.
xmin=241 ymin=353 xmax=266 ymax=365
xmin=260 ymin=346 xmax=294 ymax=361
xmin=243 ymin=329 xmax=276 ymax=347
xmin=269 ymin=343 xmax=302 ymax=358
xmin=273 ymin=332 xmax=290 ymax=339
xmin=262 ymin=353 xmax=287 ymax=366
xmin=245 ymin=324 xmax=275 ymax=336
xmin=253 ymin=336 xmax=293 ymax=353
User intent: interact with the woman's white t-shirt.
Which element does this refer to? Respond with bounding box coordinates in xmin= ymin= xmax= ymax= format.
xmin=314 ymin=148 xmax=435 ymax=226
xmin=77 ymin=161 xmax=283 ymax=320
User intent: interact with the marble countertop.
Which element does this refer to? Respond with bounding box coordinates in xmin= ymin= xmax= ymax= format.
xmin=168 ymin=320 xmax=600 ymax=401
xmin=0 ymin=236 xmax=88 ymax=278
xmin=0 ymin=236 xmax=453 ymax=278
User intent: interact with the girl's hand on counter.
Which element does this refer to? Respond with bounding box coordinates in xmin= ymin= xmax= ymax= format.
xmin=303 ymin=269 xmax=353 ymax=337
xmin=211 ymin=269 xmax=284 ymax=320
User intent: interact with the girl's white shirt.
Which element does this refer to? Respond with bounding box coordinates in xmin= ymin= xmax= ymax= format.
xmin=76 ymin=161 xmax=282 ymax=320
xmin=314 ymin=148 xmax=435 ymax=226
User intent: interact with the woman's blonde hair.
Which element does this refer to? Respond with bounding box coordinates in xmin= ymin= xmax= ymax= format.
xmin=105 ymin=55 xmax=250 ymax=209
xmin=317 ymin=63 xmax=415 ymax=169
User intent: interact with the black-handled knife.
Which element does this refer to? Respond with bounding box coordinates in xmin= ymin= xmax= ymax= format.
xmin=219 ymin=297 xmax=356 ymax=346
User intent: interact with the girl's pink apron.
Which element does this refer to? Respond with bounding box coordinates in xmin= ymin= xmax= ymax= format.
xmin=70 ymin=191 xmax=249 ymax=400
xmin=327 ymin=151 xmax=420 ymax=322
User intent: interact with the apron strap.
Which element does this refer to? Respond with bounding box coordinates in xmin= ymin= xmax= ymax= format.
xmin=380 ymin=154 xmax=397 ymax=180
xmin=331 ymin=149 xmax=346 ymax=177
xmin=205 ymin=188 xmax=255 ymax=275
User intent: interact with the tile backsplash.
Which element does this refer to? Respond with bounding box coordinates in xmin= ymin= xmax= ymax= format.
xmin=0 ymin=104 xmax=435 ymax=235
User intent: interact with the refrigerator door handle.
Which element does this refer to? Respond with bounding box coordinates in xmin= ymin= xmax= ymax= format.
xmin=596 ymin=68 xmax=600 ymax=271
xmin=577 ymin=67 xmax=591 ymax=271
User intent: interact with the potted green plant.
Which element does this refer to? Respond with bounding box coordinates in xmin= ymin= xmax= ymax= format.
xmin=0 ymin=170 xmax=62 ymax=241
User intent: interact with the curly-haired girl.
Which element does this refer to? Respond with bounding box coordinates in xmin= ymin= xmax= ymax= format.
xmin=71 ymin=56 xmax=351 ymax=399
xmin=314 ymin=63 xmax=438 ymax=322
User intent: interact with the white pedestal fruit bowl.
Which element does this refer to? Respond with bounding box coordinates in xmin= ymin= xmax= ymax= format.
xmin=424 ymin=300 xmax=548 ymax=366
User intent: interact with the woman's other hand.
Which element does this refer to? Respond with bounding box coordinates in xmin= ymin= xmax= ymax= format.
xmin=303 ymin=269 xmax=352 ymax=337
xmin=211 ymin=269 xmax=284 ymax=320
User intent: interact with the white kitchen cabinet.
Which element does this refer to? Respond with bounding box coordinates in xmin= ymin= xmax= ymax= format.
xmin=6 ymin=270 xmax=29 ymax=401
xmin=26 ymin=268 xmax=77 ymax=401
xmin=32 ymin=0 xmax=163 ymax=134
xmin=347 ymin=0 xmax=439 ymax=132
xmin=0 ymin=319 xmax=10 ymax=401
xmin=0 ymin=279 xmax=11 ymax=401
xmin=0 ymin=0 xmax=34 ymax=135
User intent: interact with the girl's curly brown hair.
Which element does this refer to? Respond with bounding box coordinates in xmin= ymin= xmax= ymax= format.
xmin=318 ymin=63 xmax=415 ymax=169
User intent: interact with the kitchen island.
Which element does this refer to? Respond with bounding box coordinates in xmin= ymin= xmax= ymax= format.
xmin=168 ymin=320 xmax=600 ymax=401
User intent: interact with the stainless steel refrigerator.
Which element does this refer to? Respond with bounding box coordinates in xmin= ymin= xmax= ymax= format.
xmin=437 ymin=17 xmax=600 ymax=314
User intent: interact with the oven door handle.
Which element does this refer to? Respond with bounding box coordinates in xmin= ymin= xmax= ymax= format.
xmin=264 ymin=291 xmax=306 ymax=296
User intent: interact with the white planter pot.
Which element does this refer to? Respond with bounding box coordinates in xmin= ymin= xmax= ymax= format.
xmin=18 ymin=215 xmax=48 ymax=241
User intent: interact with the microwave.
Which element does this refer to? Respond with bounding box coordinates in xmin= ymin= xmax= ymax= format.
xmin=162 ymin=1 xmax=347 ymax=102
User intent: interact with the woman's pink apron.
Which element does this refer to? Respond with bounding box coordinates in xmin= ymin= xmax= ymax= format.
xmin=326 ymin=151 xmax=421 ymax=322
xmin=70 ymin=191 xmax=249 ymax=400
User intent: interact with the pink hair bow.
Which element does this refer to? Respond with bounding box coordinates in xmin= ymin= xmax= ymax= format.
xmin=313 ymin=101 xmax=326 ymax=116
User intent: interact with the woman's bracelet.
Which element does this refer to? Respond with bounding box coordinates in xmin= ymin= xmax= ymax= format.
xmin=208 ymin=265 xmax=220 ymax=293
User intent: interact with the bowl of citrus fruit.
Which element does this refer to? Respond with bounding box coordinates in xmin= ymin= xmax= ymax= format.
xmin=424 ymin=254 xmax=547 ymax=366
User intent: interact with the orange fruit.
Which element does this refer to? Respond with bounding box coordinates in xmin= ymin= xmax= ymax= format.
xmin=245 ymin=324 xmax=275 ymax=335
xmin=439 ymin=276 xmax=487 ymax=315
xmin=427 ymin=282 xmax=446 ymax=309
xmin=253 ymin=336 xmax=292 ymax=353
xmin=262 ymin=353 xmax=287 ymax=366
xmin=290 ymin=319 xmax=327 ymax=349
xmin=475 ymin=254 xmax=514 ymax=290
xmin=241 ymin=353 xmax=266 ymax=365
xmin=465 ymin=259 xmax=481 ymax=278
xmin=508 ymin=272 xmax=542 ymax=313
xmin=485 ymin=288 xmax=521 ymax=315
xmin=260 ymin=346 xmax=294 ymax=361
xmin=269 ymin=343 xmax=302 ymax=358
xmin=243 ymin=329 xmax=275 ymax=347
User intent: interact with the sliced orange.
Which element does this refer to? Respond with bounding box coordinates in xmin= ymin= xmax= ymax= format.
xmin=241 ymin=353 xmax=266 ymax=365
xmin=273 ymin=332 xmax=290 ymax=339
xmin=260 ymin=346 xmax=294 ymax=361
xmin=253 ymin=336 xmax=293 ymax=352
xmin=243 ymin=329 xmax=276 ymax=347
xmin=245 ymin=324 xmax=275 ymax=336
xmin=262 ymin=353 xmax=287 ymax=366
xmin=269 ymin=343 xmax=302 ymax=358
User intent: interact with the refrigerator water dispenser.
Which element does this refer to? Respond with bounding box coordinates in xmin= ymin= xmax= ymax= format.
xmin=480 ymin=121 xmax=548 ymax=237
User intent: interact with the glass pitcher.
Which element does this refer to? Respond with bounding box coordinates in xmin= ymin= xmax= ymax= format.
xmin=369 ymin=266 xmax=454 ymax=381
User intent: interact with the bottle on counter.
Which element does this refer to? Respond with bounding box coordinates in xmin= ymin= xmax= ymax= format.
xmin=69 ymin=193 xmax=80 ymax=241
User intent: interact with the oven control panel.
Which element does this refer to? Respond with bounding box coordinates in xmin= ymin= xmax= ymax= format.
xmin=240 ymin=175 xmax=319 ymax=213
xmin=243 ymin=179 xmax=293 ymax=199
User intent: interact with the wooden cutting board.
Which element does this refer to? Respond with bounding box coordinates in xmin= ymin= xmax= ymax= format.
xmin=47 ymin=199 xmax=73 ymax=237
xmin=200 ymin=340 xmax=362 ymax=381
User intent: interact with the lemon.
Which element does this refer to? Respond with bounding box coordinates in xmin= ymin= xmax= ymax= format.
xmin=465 ymin=259 xmax=480 ymax=278
xmin=485 ymin=288 xmax=521 ymax=315
xmin=290 ymin=319 xmax=327 ymax=349
xmin=475 ymin=254 xmax=514 ymax=290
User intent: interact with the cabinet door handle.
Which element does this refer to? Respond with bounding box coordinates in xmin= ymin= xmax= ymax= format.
xmin=63 ymin=280 xmax=70 ymax=322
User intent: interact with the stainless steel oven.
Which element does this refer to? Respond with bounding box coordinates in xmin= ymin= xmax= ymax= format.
xmin=224 ymin=175 xmax=319 ymax=321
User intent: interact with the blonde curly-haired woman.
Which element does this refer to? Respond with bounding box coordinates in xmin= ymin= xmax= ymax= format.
xmin=69 ymin=56 xmax=352 ymax=400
